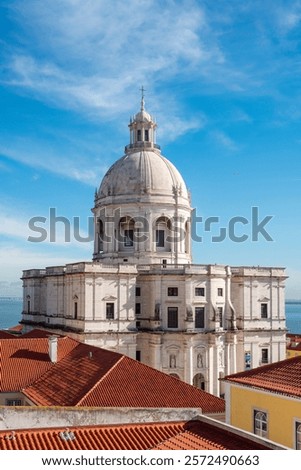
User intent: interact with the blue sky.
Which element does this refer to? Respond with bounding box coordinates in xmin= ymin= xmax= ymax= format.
xmin=1 ymin=0 xmax=301 ymax=298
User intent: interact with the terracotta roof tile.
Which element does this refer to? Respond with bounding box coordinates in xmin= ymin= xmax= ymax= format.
xmin=79 ymin=356 xmax=225 ymax=412
xmin=0 ymin=331 xmax=15 ymax=339
xmin=0 ymin=336 xmax=78 ymax=392
xmin=0 ymin=420 xmax=273 ymax=450
xmin=24 ymin=347 xmax=225 ymax=412
xmin=1 ymin=331 xmax=224 ymax=412
xmin=224 ymin=355 xmax=301 ymax=398
xmin=21 ymin=329 xmax=63 ymax=338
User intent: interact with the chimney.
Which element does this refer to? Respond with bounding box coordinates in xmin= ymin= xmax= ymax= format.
xmin=48 ymin=335 xmax=58 ymax=363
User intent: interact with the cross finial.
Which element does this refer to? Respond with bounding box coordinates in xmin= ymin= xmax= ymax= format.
xmin=140 ymin=85 xmax=145 ymax=111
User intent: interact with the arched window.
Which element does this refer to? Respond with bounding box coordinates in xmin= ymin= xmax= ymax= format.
xmin=254 ymin=410 xmax=268 ymax=437
xmin=154 ymin=217 xmax=171 ymax=252
xmin=170 ymin=373 xmax=180 ymax=379
xmin=98 ymin=219 xmax=104 ymax=252
xmin=193 ymin=373 xmax=205 ymax=390
xmin=119 ymin=217 xmax=135 ymax=251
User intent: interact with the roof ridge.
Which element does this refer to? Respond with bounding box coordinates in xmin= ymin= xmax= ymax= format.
xmin=76 ymin=354 xmax=125 ymax=406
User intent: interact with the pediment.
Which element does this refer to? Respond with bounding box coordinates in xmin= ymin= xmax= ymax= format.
xmin=102 ymin=295 xmax=117 ymax=301
xmin=258 ymin=297 xmax=270 ymax=302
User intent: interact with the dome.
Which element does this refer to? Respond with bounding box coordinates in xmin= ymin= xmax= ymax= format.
xmin=98 ymin=150 xmax=189 ymax=201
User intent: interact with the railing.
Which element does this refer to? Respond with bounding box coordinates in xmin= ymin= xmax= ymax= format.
xmin=125 ymin=142 xmax=161 ymax=151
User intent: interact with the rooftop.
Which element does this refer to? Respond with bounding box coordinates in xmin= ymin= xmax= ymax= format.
xmin=0 ymin=417 xmax=281 ymax=450
xmin=0 ymin=330 xmax=225 ymax=412
xmin=223 ymin=355 xmax=301 ymax=398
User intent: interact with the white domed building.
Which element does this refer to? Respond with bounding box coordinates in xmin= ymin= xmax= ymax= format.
xmin=21 ymin=97 xmax=287 ymax=397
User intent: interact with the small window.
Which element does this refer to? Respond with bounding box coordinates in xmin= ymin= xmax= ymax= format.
xmin=136 ymin=286 xmax=141 ymax=296
xmin=106 ymin=303 xmax=114 ymax=320
xmin=254 ymin=410 xmax=268 ymax=437
xmin=261 ymin=348 xmax=268 ymax=364
xmin=135 ymin=303 xmax=141 ymax=315
xmin=195 ymin=307 xmax=205 ymax=329
xmin=124 ymin=229 xmax=134 ymax=247
xmin=27 ymin=300 xmax=30 ymax=313
xmin=217 ymin=288 xmax=223 ymax=296
xmin=168 ymin=287 xmax=178 ymax=296
xmin=261 ymin=303 xmax=268 ymax=318
xmin=245 ymin=351 xmax=251 ymax=370
xmin=136 ymin=351 xmax=141 ymax=361
xmin=144 ymin=129 xmax=149 ymax=141
xmin=195 ymin=287 xmax=205 ymax=296
xmin=6 ymin=399 xmax=22 ymax=406
xmin=156 ymin=229 xmax=165 ymax=247
xmin=168 ymin=307 xmax=178 ymax=328
xmin=217 ymin=306 xmax=223 ymax=327
xmin=295 ymin=422 xmax=301 ymax=450
xmin=137 ymin=129 xmax=142 ymax=141
xmin=74 ymin=301 xmax=78 ymax=319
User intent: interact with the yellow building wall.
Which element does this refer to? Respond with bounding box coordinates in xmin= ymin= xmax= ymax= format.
xmin=286 ymin=349 xmax=301 ymax=358
xmin=230 ymin=385 xmax=301 ymax=449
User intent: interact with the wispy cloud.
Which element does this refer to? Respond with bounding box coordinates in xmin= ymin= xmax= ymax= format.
xmin=0 ymin=203 xmax=93 ymax=250
xmin=211 ymin=130 xmax=238 ymax=151
xmin=0 ymin=136 xmax=101 ymax=185
xmin=1 ymin=0 xmax=222 ymax=137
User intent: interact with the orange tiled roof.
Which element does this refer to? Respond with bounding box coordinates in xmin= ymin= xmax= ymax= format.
xmin=223 ymin=356 xmax=301 ymax=398
xmin=0 ymin=336 xmax=78 ymax=392
xmin=0 ymin=420 xmax=273 ymax=450
xmin=24 ymin=344 xmax=225 ymax=412
xmin=0 ymin=331 xmax=15 ymax=339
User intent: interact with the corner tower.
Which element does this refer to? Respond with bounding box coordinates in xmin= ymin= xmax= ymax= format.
xmin=93 ymin=97 xmax=192 ymax=265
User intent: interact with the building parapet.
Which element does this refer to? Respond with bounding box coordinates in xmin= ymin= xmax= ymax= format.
xmin=231 ymin=266 xmax=287 ymax=278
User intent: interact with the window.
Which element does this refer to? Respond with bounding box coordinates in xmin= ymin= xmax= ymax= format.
xmin=137 ymin=129 xmax=141 ymax=141
xmin=156 ymin=229 xmax=165 ymax=247
xmin=98 ymin=219 xmax=104 ymax=252
xmin=136 ymin=351 xmax=141 ymax=361
xmin=27 ymin=300 xmax=30 ymax=313
xmin=106 ymin=303 xmax=114 ymax=320
xmin=135 ymin=303 xmax=141 ymax=315
xmin=124 ymin=229 xmax=134 ymax=247
xmin=195 ymin=307 xmax=205 ymax=329
xmin=254 ymin=410 xmax=268 ymax=437
xmin=217 ymin=288 xmax=223 ymax=296
xmin=6 ymin=399 xmax=22 ymax=406
xmin=245 ymin=351 xmax=251 ymax=370
xmin=217 ymin=306 xmax=223 ymax=327
xmin=195 ymin=287 xmax=205 ymax=296
xmin=74 ymin=301 xmax=78 ymax=319
xmin=261 ymin=303 xmax=268 ymax=318
xmin=295 ymin=422 xmax=301 ymax=450
xmin=168 ymin=287 xmax=178 ymax=296
xmin=135 ymin=286 xmax=141 ymax=296
xmin=261 ymin=348 xmax=268 ymax=364
xmin=144 ymin=129 xmax=149 ymax=141
xmin=168 ymin=307 xmax=178 ymax=328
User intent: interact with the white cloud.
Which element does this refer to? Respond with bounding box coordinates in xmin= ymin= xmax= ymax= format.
xmin=0 ymin=138 xmax=100 ymax=186
xmin=0 ymin=204 xmax=93 ymax=250
xmin=211 ymin=130 xmax=238 ymax=151
xmin=2 ymin=0 xmax=222 ymax=137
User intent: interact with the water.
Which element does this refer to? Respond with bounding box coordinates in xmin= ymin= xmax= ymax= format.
xmin=0 ymin=298 xmax=23 ymax=329
xmin=0 ymin=298 xmax=301 ymax=333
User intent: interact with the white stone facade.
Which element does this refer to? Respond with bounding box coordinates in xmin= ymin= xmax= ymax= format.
xmin=21 ymin=97 xmax=287 ymax=397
